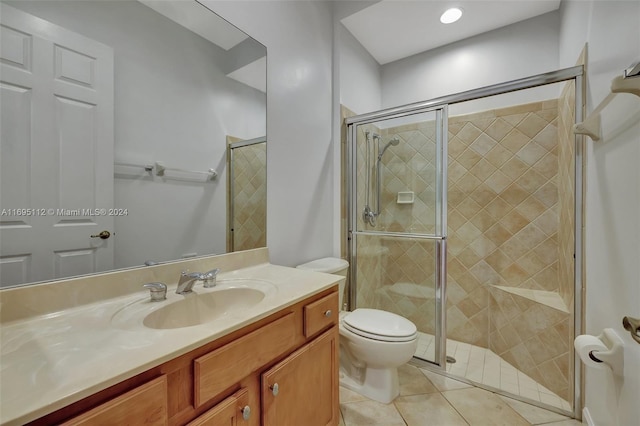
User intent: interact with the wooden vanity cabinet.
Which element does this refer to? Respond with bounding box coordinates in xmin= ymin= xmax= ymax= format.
xmin=262 ymin=328 xmax=338 ymax=426
xmin=30 ymin=287 xmax=339 ymax=426
xmin=60 ymin=375 xmax=168 ymax=426
xmin=187 ymin=388 xmax=250 ymax=426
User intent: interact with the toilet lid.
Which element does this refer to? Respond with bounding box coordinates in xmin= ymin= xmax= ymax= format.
xmin=296 ymin=257 xmax=349 ymax=274
xmin=343 ymin=309 xmax=417 ymax=342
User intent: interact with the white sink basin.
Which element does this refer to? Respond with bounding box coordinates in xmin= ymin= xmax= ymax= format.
xmin=111 ymin=278 xmax=277 ymax=330
xmin=144 ymin=287 xmax=265 ymax=329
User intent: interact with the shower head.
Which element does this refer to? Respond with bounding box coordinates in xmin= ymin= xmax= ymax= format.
xmin=378 ymin=137 xmax=401 ymax=159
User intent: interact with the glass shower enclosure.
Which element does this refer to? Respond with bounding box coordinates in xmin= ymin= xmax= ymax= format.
xmin=346 ymin=66 xmax=584 ymax=416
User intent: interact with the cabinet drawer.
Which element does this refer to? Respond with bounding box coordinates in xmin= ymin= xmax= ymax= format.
xmin=187 ymin=388 xmax=249 ymax=426
xmin=303 ymin=292 xmax=338 ymax=338
xmin=194 ymin=313 xmax=297 ymax=407
xmin=61 ymin=376 xmax=167 ymax=425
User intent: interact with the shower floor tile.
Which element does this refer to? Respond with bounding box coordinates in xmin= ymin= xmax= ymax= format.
xmin=413 ymin=331 xmax=571 ymax=412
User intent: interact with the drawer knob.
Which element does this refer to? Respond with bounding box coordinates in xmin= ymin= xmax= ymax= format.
xmin=270 ymin=383 xmax=279 ymax=396
xmin=241 ymin=405 xmax=251 ymax=421
xmin=324 ymin=310 xmax=332 ymax=317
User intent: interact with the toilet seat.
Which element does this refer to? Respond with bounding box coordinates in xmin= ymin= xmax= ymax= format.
xmin=343 ymin=308 xmax=417 ymax=342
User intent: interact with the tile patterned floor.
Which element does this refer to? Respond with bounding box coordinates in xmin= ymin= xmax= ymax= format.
xmin=339 ymin=364 xmax=581 ymax=426
xmin=414 ymin=332 xmax=572 ymax=411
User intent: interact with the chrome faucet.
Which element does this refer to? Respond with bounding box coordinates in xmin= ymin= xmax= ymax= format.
xmin=176 ymin=271 xmax=205 ymax=294
xmin=201 ymin=268 xmax=220 ymax=288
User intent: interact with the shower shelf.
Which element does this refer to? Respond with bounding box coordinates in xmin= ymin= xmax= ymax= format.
xmin=492 ymin=285 xmax=569 ymax=313
xmin=397 ymin=191 xmax=415 ymax=204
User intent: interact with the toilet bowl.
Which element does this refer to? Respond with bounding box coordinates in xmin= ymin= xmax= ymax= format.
xmin=296 ymin=258 xmax=417 ymax=404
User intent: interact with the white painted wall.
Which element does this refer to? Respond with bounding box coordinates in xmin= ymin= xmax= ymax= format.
xmin=559 ymin=1 xmax=640 ymax=425
xmin=338 ymin=23 xmax=382 ymax=115
xmin=381 ymin=12 xmax=561 ymax=114
xmin=200 ymin=1 xmax=335 ymax=267
xmin=7 ymin=1 xmax=266 ymax=268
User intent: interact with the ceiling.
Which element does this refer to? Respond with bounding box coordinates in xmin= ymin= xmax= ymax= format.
xmin=341 ymin=0 xmax=562 ymax=65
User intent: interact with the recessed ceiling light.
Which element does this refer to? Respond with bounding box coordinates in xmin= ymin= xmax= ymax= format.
xmin=440 ymin=7 xmax=463 ymax=24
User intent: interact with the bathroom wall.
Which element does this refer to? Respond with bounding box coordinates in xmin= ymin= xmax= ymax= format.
xmin=559 ymin=1 xmax=640 ymax=425
xmin=201 ymin=0 xmax=335 ymax=268
xmin=337 ymin=23 xmax=382 ymax=115
xmin=6 ymin=1 xmax=266 ymax=267
xmin=380 ymin=12 xmax=561 ymax=112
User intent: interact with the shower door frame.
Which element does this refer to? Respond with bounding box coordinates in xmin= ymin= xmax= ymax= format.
xmin=347 ymin=106 xmax=450 ymax=367
xmin=346 ymin=65 xmax=584 ymax=418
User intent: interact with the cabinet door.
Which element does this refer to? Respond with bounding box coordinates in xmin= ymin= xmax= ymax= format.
xmin=61 ymin=376 xmax=167 ymax=425
xmin=262 ymin=328 xmax=338 ymax=426
xmin=188 ymin=388 xmax=250 ymax=426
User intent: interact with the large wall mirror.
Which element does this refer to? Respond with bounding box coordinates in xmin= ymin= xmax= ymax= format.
xmin=0 ymin=0 xmax=267 ymax=288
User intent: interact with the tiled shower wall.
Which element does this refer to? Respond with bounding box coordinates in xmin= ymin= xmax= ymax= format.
xmin=350 ymin=98 xmax=575 ymax=401
xmin=557 ymin=82 xmax=576 ymax=310
xmin=230 ymin=142 xmax=267 ymax=252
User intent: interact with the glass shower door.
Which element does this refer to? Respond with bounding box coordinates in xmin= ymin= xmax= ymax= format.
xmin=348 ymin=107 xmax=447 ymax=366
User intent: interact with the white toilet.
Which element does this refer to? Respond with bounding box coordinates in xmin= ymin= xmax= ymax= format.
xmin=297 ymin=257 xmax=417 ymax=404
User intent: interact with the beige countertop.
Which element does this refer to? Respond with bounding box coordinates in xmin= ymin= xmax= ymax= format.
xmin=0 ymin=256 xmax=341 ymax=425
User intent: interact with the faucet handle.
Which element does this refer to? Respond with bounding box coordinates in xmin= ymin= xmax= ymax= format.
xmin=143 ymin=282 xmax=167 ymax=302
xmin=202 ymin=268 xmax=220 ymax=288
xmin=181 ymin=270 xmax=204 ymax=279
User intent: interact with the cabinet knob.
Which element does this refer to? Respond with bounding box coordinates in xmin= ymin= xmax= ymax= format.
xmin=269 ymin=383 xmax=279 ymax=396
xmin=324 ymin=309 xmax=332 ymax=317
xmin=241 ymin=405 xmax=251 ymax=421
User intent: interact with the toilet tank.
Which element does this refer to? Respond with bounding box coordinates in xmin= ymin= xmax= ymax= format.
xmin=296 ymin=257 xmax=349 ymax=308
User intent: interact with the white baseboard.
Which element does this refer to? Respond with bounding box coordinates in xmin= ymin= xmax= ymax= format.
xmin=583 ymin=407 xmax=595 ymax=426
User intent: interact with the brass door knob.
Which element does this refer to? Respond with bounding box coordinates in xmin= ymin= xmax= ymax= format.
xmin=90 ymin=230 xmax=111 ymax=239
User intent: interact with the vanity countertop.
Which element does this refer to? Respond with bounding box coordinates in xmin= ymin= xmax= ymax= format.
xmin=0 ymin=262 xmax=341 ymax=426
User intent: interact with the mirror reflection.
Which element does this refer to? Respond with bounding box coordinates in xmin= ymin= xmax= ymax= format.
xmin=0 ymin=0 xmax=267 ymax=288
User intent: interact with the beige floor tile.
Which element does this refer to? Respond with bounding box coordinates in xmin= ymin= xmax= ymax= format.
xmin=339 ymin=409 xmax=346 ymax=426
xmin=341 ymin=400 xmax=406 ymax=426
xmin=420 ymin=369 xmax=473 ymax=392
xmin=544 ymin=420 xmax=582 ymax=426
xmin=499 ymin=396 xmax=570 ymax=424
xmin=399 ymin=364 xmax=439 ymax=396
xmin=340 ymin=386 xmax=369 ymax=404
xmin=395 ymin=393 xmax=468 ymax=426
xmin=442 ymin=387 xmax=529 ymax=426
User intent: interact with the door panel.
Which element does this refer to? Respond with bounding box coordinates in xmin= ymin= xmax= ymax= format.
xmin=261 ymin=329 xmax=338 ymax=426
xmin=0 ymin=4 xmax=114 ymax=287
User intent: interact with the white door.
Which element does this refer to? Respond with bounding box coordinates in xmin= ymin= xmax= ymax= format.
xmin=0 ymin=4 xmax=114 ymax=287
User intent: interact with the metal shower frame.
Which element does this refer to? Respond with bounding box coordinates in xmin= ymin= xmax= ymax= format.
xmin=345 ymin=65 xmax=584 ymax=418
